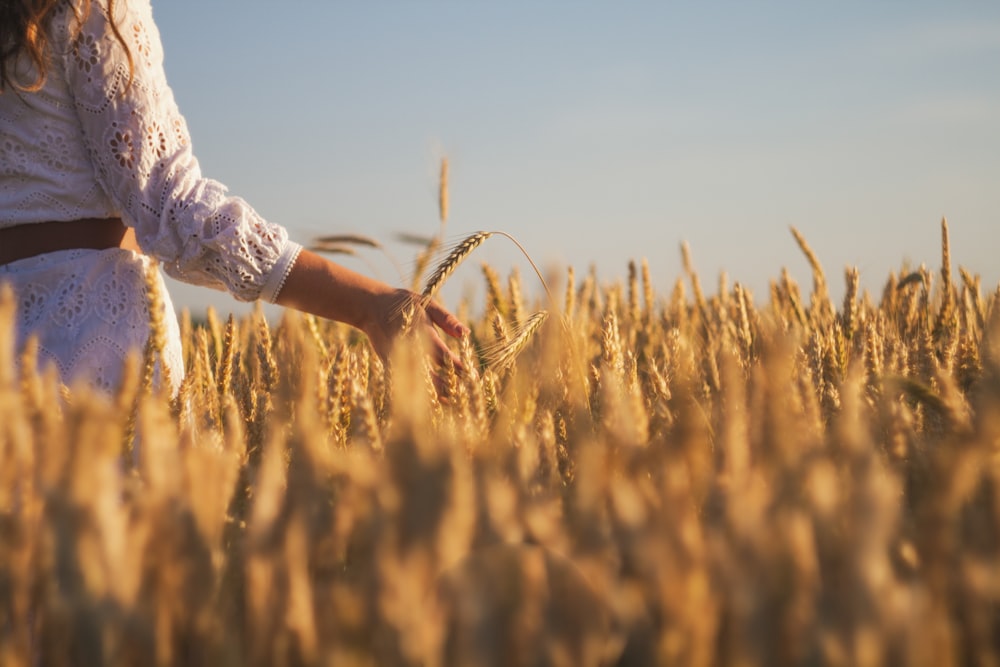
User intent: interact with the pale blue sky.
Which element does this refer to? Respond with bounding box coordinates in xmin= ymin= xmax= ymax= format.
xmin=153 ymin=2 xmax=1000 ymax=315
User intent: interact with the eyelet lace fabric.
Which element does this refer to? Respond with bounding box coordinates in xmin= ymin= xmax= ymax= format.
xmin=1 ymin=248 xmax=183 ymax=394
xmin=0 ymin=0 xmax=302 ymax=392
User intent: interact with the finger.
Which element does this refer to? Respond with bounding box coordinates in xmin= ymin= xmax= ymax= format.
xmin=428 ymin=329 xmax=466 ymax=374
xmin=425 ymin=300 xmax=469 ymax=339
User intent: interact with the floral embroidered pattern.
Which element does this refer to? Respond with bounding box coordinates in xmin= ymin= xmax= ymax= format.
xmin=17 ymin=283 xmax=50 ymax=329
xmin=72 ymin=32 xmax=100 ymax=76
xmin=0 ymin=137 xmax=28 ymax=176
xmin=144 ymin=120 xmax=168 ymax=159
xmin=95 ymin=272 xmax=130 ymax=325
xmin=39 ymin=128 xmax=71 ymax=172
xmin=171 ymin=117 xmax=188 ymax=148
xmin=51 ymin=273 xmax=89 ymax=330
xmin=108 ymin=125 xmax=136 ymax=169
xmin=131 ymin=21 xmax=153 ymax=69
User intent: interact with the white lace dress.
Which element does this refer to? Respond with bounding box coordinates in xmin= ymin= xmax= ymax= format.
xmin=0 ymin=0 xmax=302 ymax=393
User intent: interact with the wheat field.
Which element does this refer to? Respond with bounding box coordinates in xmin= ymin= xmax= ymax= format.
xmin=2 ymin=220 xmax=1000 ymax=666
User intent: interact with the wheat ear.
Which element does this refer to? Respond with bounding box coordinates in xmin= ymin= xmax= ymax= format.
xmin=421 ymin=231 xmax=493 ymax=301
xmin=142 ymin=258 xmax=171 ymax=393
xmin=564 ymin=266 xmax=577 ymax=320
xmin=311 ymin=233 xmax=383 ymax=249
xmin=482 ymin=262 xmax=507 ymax=318
xmin=641 ymin=257 xmax=654 ymax=320
xmin=935 ymin=217 xmax=955 ymax=335
xmin=217 ymin=314 xmax=236 ymax=401
xmin=842 ymin=266 xmax=859 ymax=342
xmin=309 ymin=242 xmax=358 ymax=257
xmin=421 ymin=230 xmax=554 ymax=307
xmin=940 ymin=217 xmax=952 ymax=297
xmin=485 ymin=310 xmax=548 ymax=372
xmin=0 ymin=285 xmax=14 ymax=388
xmin=681 ymin=241 xmax=708 ymax=324
xmin=439 ymin=157 xmax=449 ymax=226
xmin=790 ymin=226 xmax=832 ymax=320
xmin=628 ymin=260 xmax=640 ymax=323
xmin=491 ymin=308 xmax=510 ymax=346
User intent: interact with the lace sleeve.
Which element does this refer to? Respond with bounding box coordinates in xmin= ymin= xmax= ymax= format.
xmin=58 ymin=0 xmax=301 ymax=302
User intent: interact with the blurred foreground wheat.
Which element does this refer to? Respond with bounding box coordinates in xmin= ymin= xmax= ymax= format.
xmin=2 ymin=221 xmax=1000 ymax=666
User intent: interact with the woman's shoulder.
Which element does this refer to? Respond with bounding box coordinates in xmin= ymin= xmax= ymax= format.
xmin=51 ymin=0 xmax=162 ymax=90
xmin=51 ymin=0 xmax=157 ymax=42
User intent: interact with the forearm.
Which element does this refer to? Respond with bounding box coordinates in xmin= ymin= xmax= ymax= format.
xmin=273 ymin=248 xmax=468 ymax=369
xmin=273 ymin=249 xmax=399 ymax=331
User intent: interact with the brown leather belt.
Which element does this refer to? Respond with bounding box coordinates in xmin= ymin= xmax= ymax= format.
xmin=0 ymin=218 xmax=140 ymax=266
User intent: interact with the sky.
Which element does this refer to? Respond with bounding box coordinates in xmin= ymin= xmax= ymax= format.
xmin=152 ymin=2 xmax=1000 ymax=317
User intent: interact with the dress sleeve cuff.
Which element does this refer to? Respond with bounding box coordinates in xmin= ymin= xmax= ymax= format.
xmin=259 ymin=241 xmax=303 ymax=304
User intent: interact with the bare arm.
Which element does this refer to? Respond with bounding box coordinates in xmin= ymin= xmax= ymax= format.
xmin=274 ymin=249 xmax=468 ymax=365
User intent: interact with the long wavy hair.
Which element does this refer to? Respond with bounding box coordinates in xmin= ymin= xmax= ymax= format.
xmin=0 ymin=0 xmax=132 ymax=92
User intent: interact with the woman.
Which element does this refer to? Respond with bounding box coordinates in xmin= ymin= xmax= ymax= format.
xmin=0 ymin=0 xmax=467 ymax=392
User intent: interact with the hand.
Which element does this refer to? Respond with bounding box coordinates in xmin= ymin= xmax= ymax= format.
xmin=275 ymin=249 xmax=470 ymax=377
xmin=362 ymin=288 xmax=469 ymax=371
